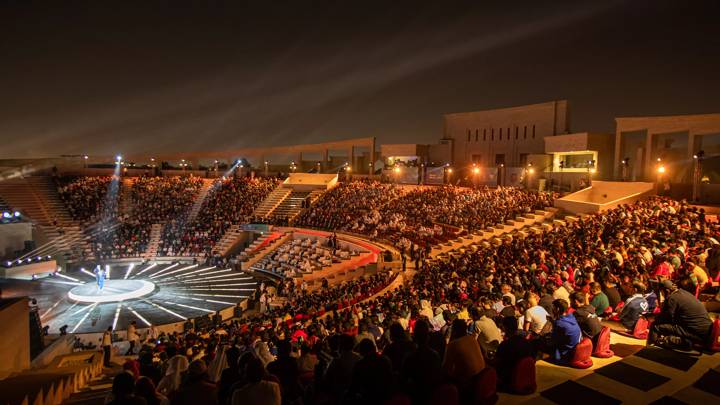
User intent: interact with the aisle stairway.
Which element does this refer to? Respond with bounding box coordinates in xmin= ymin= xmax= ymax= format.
xmin=119 ymin=178 xmax=135 ymax=217
xmin=516 ymin=341 xmax=720 ymax=405
xmin=186 ymin=179 xmax=214 ymax=223
xmin=214 ymin=224 xmax=244 ymax=256
xmin=252 ymin=187 xmax=292 ymax=219
xmin=0 ymin=176 xmax=72 ymax=226
xmin=143 ymin=224 xmax=163 ymax=258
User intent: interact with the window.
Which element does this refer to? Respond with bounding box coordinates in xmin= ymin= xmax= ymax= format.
xmin=471 ymin=154 xmax=482 ymax=164
xmin=475 ymin=129 xmax=479 ymax=142
xmin=467 ymin=130 xmax=471 ymax=142
xmin=519 ymin=153 xmax=528 ymax=166
xmin=532 ymin=125 xmax=536 ymax=139
xmin=495 ymin=154 xmax=505 ymax=165
xmin=491 ymin=128 xmax=494 ymax=141
xmin=515 ymin=127 xmax=518 ymax=140
xmin=483 ymin=129 xmax=487 ymax=141
xmin=524 ymin=126 xmax=527 ymax=139
xmin=508 ymin=128 xmax=511 ymax=141
xmin=499 ymin=128 xmax=503 ymax=141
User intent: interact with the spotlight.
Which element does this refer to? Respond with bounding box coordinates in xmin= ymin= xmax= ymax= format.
xmin=394 ymin=166 xmax=401 ymax=173
xmin=83 ymin=155 xmax=88 ymax=160
xmin=14 ymin=211 xmax=21 ymax=217
xmin=529 ymin=168 xmax=535 ymax=174
xmin=116 ymin=155 xmax=122 ymax=162
xmin=472 ymin=167 xmax=480 ymax=174
xmin=2 ymin=212 xmax=10 ymax=218
xmin=47 ymin=255 xmax=51 ymax=259
xmin=657 ymin=165 xmax=666 ymax=174
xmin=6 ymin=261 xmax=11 ymax=267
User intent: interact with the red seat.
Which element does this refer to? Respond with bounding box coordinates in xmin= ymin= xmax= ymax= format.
xmin=592 ymin=326 xmax=614 ymax=358
xmin=633 ymin=317 xmax=650 ymax=340
xmin=709 ymin=318 xmax=720 ymax=352
xmin=569 ymin=338 xmax=593 ymax=369
xmin=430 ymin=384 xmax=459 ymax=405
xmin=509 ymin=357 xmax=536 ymax=395
xmin=473 ymin=367 xmax=498 ymax=404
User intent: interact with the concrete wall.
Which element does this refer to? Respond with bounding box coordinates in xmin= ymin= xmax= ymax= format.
xmin=0 ymin=298 xmax=30 ymax=378
xmin=1 ymin=260 xmax=57 ymax=279
xmin=0 ymin=222 xmax=33 ymax=260
xmin=555 ymin=181 xmax=655 ymax=214
xmin=615 ymin=113 xmax=720 ymax=181
xmin=444 ymin=100 xmax=569 ymax=168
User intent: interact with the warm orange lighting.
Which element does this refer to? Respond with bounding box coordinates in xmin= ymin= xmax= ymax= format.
xmin=394 ymin=166 xmax=401 ymax=173
xmin=447 ymin=168 xmax=453 ymax=173
xmin=529 ymin=168 xmax=535 ymax=174
xmin=472 ymin=167 xmax=480 ymax=174
xmin=657 ymin=165 xmax=665 ymax=174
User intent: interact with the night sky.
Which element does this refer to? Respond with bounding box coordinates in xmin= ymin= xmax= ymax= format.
xmin=1 ymin=0 xmax=719 ymax=158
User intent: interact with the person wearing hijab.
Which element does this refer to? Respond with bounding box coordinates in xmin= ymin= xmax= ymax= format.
xmin=157 ymin=355 xmax=189 ymax=396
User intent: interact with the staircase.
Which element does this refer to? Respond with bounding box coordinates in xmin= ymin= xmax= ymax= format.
xmin=0 ymin=176 xmax=72 ymax=226
xmin=271 ymin=190 xmax=311 ymax=221
xmin=0 ymin=176 xmax=98 ymax=261
xmin=214 ymin=224 xmax=244 ymax=256
xmin=143 ymin=224 xmax=163 ymax=258
xmin=119 ymin=178 xmax=135 ymax=217
xmin=186 ymin=179 xmax=215 ymax=223
xmin=252 ymin=187 xmax=292 ymax=219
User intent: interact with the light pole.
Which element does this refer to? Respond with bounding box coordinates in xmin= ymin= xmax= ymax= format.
xmin=587 ymin=160 xmax=596 ymax=187
xmin=83 ymin=155 xmax=89 ymax=169
xmin=692 ymin=150 xmax=704 ymax=202
xmin=657 ymin=164 xmax=666 ymax=195
xmin=264 ymin=161 xmax=269 ymax=177
xmin=316 ymin=161 xmax=321 ymax=173
xmin=526 ymin=163 xmax=534 ymax=190
xmin=472 ymin=165 xmax=480 ymax=188
xmin=621 ymin=157 xmax=629 ymax=182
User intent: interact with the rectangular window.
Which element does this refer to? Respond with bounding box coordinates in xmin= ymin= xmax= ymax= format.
xmin=519 ymin=153 xmax=528 ymax=166
xmin=491 ymin=128 xmax=494 ymax=141
xmin=515 ymin=127 xmax=518 ymax=140
xmin=467 ymin=130 xmax=471 ymax=142
xmin=499 ymin=128 xmax=503 ymax=141
xmin=483 ymin=129 xmax=487 ymax=141
xmin=495 ymin=154 xmax=505 ymax=165
xmin=475 ymin=129 xmax=479 ymax=142
xmin=532 ymin=125 xmax=536 ymax=139
xmin=471 ymin=154 xmax=482 ymax=164
xmin=524 ymin=126 xmax=527 ymax=139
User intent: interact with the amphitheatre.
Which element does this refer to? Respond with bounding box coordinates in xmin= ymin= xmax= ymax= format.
xmin=0 ymin=133 xmax=718 ymax=405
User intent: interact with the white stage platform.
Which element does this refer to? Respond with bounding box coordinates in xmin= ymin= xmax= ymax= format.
xmin=68 ymin=279 xmax=155 ymax=303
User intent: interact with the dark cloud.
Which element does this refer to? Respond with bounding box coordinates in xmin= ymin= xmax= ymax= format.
xmin=0 ymin=0 xmax=719 ymax=158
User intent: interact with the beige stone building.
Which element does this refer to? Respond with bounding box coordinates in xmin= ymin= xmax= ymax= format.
xmin=442 ymin=100 xmax=570 ymax=168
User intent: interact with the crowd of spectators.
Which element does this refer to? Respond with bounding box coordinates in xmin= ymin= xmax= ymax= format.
xmin=131 ymin=176 xmax=204 ymax=223
xmin=105 ymin=196 xmax=719 ymax=405
xmin=294 ymin=181 xmax=404 ymax=230
xmin=56 ymin=176 xmax=116 ymax=222
xmin=297 ymin=183 xmax=554 ymax=249
xmin=157 ymin=177 xmax=277 ymax=257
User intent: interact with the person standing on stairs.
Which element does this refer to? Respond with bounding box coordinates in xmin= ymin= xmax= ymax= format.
xmin=102 ymin=326 xmax=113 ymax=367
xmin=127 ymin=321 xmax=139 ymax=355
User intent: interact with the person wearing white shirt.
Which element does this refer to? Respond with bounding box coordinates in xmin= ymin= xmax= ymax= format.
xmin=524 ymin=294 xmax=550 ymax=335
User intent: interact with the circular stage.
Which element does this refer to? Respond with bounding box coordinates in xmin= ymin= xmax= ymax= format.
xmin=68 ymin=279 xmax=156 ymax=303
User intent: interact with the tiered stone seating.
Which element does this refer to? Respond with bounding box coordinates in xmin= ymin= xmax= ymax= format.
xmin=251 ymin=236 xmax=355 ymax=278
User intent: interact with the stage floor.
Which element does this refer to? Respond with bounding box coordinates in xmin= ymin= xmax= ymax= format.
xmin=0 ymin=262 xmax=258 ymax=333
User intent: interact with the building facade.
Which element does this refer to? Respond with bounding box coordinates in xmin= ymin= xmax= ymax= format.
xmin=443 ymin=100 xmax=570 ymax=168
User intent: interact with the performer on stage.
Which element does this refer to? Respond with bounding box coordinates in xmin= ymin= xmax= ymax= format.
xmin=95 ymin=265 xmax=106 ymax=291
